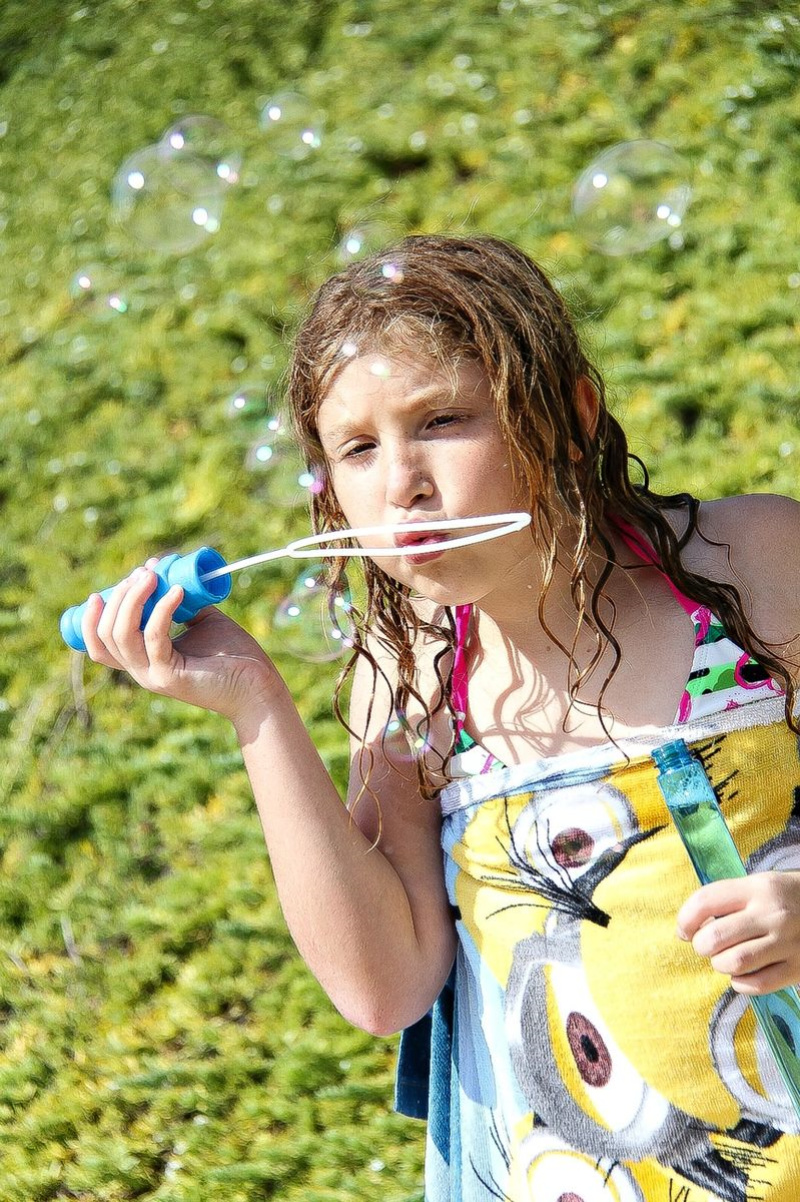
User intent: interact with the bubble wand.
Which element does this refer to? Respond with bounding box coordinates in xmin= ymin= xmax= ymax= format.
xmin=60 ymin=512 xmax=531 ymax=652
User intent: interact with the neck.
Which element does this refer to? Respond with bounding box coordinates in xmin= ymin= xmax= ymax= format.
xmin=478 ymin=527 xmax=603 ymax=631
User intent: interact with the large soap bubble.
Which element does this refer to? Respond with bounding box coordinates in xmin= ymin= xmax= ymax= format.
xmin=572 ymin=140 xmax=691 ymax=255
xmin=111 ymin=143 xmax=225 ymax=254
xmin=160 ymin=115 xmax=243 ymax=186
xmin=258 ymin=91 xmax=324 ymax=161
xmin=273 ymin=564 xmax=354 ymax=662
xmin=69 ymin=264 xmax=129 ymax=316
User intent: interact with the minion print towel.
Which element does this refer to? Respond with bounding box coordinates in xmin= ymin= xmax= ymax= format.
xmin=427 ymin=696 xmax=800 ymax=1201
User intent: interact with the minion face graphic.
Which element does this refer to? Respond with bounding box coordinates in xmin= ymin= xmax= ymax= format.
xmin=501 ymin=783 xmax=786 ymax=1201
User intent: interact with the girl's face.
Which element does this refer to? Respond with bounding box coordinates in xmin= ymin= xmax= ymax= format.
xmin=316 ymin=351 xmax=532 ymax=607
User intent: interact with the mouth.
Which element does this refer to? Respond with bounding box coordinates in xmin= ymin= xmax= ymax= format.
xmin=393 ymin=531 xmax=449 ymax=550
xmin=392 ymin=526 xmax=451 ymax=563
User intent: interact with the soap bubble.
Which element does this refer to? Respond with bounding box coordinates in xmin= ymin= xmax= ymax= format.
xmin=225 ymin=384 xmax=271 ymax=423
xmin=273 ymin=564 xmax=354 ymax=661
xmin=336 ymin=220 xmax=396 ymax=266
xmin=572 ymin=140 xmax=692 ymax=256
xmin=160 ymin=115 xmax=243 ymax=185
xmin=381 ymin=710 xmax=432 ymax=764
xmin=111 ymin=143 xmax=225 ymax=254
xmin=258 ymin=91 xmax=324 ymax=161
xmin=244 ymin=410 xmax=323 ymax=507
xmin=69 ymin=264 xmax=129 ymax=316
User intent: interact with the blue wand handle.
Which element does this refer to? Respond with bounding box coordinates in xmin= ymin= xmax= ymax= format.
xmin=59 ymin=547 xmax=232 ymax=652
xmin=654 ymin=738 xmax=800 ymax=1121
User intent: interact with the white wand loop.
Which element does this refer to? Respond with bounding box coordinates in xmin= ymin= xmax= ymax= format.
xmin=200 ymin=512 xmax=532 ymax=581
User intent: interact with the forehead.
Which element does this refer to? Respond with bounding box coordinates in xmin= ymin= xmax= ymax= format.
xmin=317 ymin=353 xmax=488 ymax=429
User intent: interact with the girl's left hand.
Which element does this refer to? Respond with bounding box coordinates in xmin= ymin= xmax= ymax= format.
xmin=676 ymin=871 xmax=800 ymax=995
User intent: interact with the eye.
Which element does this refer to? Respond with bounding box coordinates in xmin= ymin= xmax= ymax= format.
xmin=428 ymin=412 xmax=462 ymax=429
xmin=342 ymin=440 xmax=375 ymax=460
xmin=511 ymin=782 xmax=639 ymax=887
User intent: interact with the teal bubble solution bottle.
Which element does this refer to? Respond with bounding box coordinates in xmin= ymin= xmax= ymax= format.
xmin=653 ymin=738 xmax=800 ymax=1120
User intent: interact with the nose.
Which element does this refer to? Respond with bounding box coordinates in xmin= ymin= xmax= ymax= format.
xmin=384 ymin=445 xmax=434 ymax=510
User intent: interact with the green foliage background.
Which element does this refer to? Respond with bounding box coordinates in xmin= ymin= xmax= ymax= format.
xmin=0 ymin=1 xmax=799 ymax=1197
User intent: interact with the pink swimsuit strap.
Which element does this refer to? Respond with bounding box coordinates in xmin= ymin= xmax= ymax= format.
xmin=609 ymin=515 xmax=698 ymax=619
xmin=452 ymin=604 xmax=472 ymax=721
xmin=451 ymin=517 xmax=699 ymax=738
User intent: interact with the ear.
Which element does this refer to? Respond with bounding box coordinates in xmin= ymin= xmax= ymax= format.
xmin=575 ymin=375 xmax=600 ymax=439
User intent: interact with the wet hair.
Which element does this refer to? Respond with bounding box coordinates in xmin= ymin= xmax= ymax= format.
xmin=287 ymin=233 xmax=797 ymax=801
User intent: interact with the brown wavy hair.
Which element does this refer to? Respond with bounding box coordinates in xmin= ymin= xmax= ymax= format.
xmin=287 ymin=233 xmax=797 ymax=800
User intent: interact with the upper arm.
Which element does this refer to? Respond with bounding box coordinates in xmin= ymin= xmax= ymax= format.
xmin=345 ymin=639 xmax=457 ymax=991
xmin=688 ymin=494 xmax=800 ymax=676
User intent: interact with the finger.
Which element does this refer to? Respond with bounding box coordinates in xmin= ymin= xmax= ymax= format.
xmin=107 ymin=568 xmax=161 ymax=669
xmin=692 ymin=910 xmax=771 ymax=959
xmin=82 ymin=593 xmax=124 ymax=668
xmin=731 ymin=960 xmax=794 ymax=996
xmin=95 ymin=574 xmax=138 ymax=658
xmin=708 ymin=932 xmax=780 ymax=978
xmin=676 ymin=879 xmax=750 ymax=940
xmin=142 ymin=585 xmax=185 ymax=671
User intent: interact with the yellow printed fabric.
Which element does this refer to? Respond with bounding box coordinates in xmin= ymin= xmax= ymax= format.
xmin=433 ymin=697 xmax=800 ymax=1201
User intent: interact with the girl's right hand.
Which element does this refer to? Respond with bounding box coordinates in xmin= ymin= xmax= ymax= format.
xmin=81 ymin=560 xmax=278 ymax=724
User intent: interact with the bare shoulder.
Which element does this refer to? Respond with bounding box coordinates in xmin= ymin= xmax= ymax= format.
xmin=681 ymin=494 xmax=800 ymax=578
xmin=679 ymin=493 xmax=800 ymax=652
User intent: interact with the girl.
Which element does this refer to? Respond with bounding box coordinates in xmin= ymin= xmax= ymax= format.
xmin=82 ymin=235 xmax=800 ymax=1200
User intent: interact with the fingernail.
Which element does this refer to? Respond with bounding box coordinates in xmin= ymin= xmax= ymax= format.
xmin=676 ymin=926 xmax=690 ymax=941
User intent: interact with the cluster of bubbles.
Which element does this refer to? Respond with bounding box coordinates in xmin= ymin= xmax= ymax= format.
xmin=272 ymin=563 xmax=355 ymax=663
xmin=224 ymin=385 xmax=354 ymax=663
xmin=225 ymin=385 xmax=324 ymax=509
xmin=69 ymin=100 xmax=696 ymax=663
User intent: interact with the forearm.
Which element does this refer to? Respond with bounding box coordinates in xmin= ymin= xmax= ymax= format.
xmin=234 ymin=684 xmax=455 ymax=1034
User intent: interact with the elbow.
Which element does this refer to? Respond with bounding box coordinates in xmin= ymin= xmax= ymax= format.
xmin=333 ymin=976 xmax=444 ymax=1037
xmin=335 ymin=996 xmax=417 ymax=1038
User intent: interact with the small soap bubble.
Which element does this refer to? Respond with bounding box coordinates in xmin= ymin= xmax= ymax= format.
xmin=779 ymin=442 xmax=794 ymax=458
xmin=160 ymin=114 xmax=242 ymax=185
xmin=273 ymin=565 xmax=354 ymax=662
xmin=226 ymin=385 xmax=269 ymax=421
xmin=382 ymin=710 xmax=431 ymax=764
xmin=258 ymin=91 xmax=324 ymax=161
xmin=336 ymin=220 xmax=395 ymax=266
xmin=340 ymin=340 xmax=359 ymax=359
xmin=245 ymin=437 xmax=281 ymax=469
xmin=369 ymin=358 xmax=392 ymax=379
xmin=244 ymin=411 xmax=318 ymax=507
xmin=572 ymin=140 xmax=692 ymax=256
xmin=69 ymin=264 xmax=129 ymax=316
xmin=111 ymin=143 xmax=225 ymax=255
xmin=380 ymin=260 xmax=405 ymax=283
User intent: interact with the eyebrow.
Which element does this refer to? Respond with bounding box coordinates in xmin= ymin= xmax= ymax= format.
xmin=319 ymin=384 xmax=463 ymax=446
